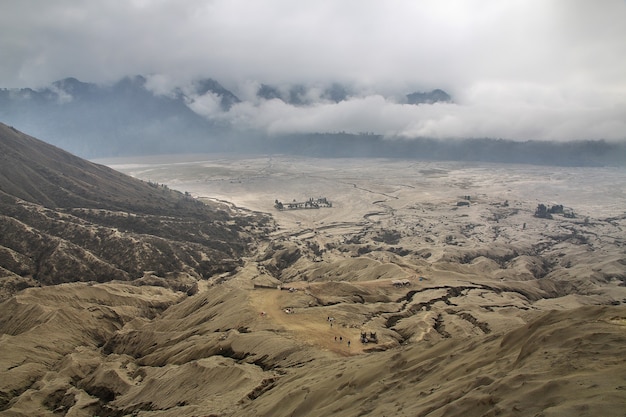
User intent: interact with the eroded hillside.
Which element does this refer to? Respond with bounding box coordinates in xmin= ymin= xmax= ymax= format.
xmin=0 ymin=123 xmax=274 ymax=299
xmin=1 ymin=133 xmax=625 ymax=416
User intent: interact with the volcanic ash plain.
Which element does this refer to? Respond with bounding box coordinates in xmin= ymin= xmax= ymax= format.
xmin=3 ymin=155 xmax=626 ymax=417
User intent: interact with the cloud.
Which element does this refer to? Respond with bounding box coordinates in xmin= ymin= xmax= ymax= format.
xmin=185 ymin=85 xmax=626 ymax=141
xmin=1 ymin=0 xmax=625 ymax=141
xmin=186 ymin=92 xmax=224 ymax=117
xmin=2 ymin=1 xmax=625 ymax=88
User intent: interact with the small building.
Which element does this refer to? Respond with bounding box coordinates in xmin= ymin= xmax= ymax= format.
xmin=275 ymin=197 xmax=332 ymax=210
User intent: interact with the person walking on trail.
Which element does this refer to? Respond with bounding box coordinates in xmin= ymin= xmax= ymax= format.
xmin=339 ymin=336 xmax=343 ymax=343
xmin=348 ymin=340 xmax=351 ymax=347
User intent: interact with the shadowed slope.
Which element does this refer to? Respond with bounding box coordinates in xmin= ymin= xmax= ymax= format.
xmin=1 ymin=122 xmax=213 ymax=214
xmin=0 ymin=123 xmax=274 ymax=298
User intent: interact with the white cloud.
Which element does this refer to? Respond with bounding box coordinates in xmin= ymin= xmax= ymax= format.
xmin=186 ymin=92 xmax=223 ymax=117
xmin=1 ymin=0 xmax=625 ymax=141
xmin=187 ymin=86 xmax=626 ymax=141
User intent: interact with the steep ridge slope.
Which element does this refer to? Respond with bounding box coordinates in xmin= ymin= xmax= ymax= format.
xmin=0 ymin=123 xmax=274 ymax=297
xmin=1 ymin=121 xmax=213 ymax=213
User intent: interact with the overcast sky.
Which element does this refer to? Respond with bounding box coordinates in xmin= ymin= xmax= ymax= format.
xmin=1 ymin=0 xmax=625 ymax=141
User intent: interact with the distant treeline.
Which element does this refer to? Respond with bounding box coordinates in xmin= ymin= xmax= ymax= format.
xmin=263 ymin=133 xmax=626 ymax=167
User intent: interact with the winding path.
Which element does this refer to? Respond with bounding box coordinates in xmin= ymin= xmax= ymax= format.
xmin=249 ymin=285 xmax=366 ymax=356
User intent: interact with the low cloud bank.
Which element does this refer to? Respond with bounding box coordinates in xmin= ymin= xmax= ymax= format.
xmin=176 ymin=81 xmax=626 ymax=142
xmin=3 ymin=74 xmax=624 ymax=165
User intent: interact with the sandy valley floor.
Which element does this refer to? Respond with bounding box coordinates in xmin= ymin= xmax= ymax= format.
xmin=105 ymin=154 xmax=626 ymax=348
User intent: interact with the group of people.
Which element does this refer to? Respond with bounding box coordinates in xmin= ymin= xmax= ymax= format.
xmin=328 ymin=317 xmax=351 ymax=347
xmin=334 ymin=335 xmax=351 ymax=347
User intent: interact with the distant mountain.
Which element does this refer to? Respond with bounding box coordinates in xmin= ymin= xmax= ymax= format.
xmin=406 ymin=89 xmax=452 ymax=105
xmin=257 ymin=83 xmax=283 ymax=101
xmin=52 ymin=77 xmax=98 ymax=98
xmin=323 ymin=83 xmax=350 ymax=102
xmin=191 ymin=78 xmax=241 ymax=110
xmin=0 ymin=123 xmax=272 ymax=298
xmin=256 ymin=83 xmax=311 ymax=105
xmin=1 ymin=76 xmax=623 ymax=166
xmin=256 ymin=82 xmax=352 ymax=105
xmin=0 ymin=76 xmax=234 ymax=157
xmin=0 ymin=76 xmax=454 ymax=159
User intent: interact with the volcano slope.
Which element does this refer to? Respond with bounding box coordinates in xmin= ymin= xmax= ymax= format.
xmin=1 ymin=129 xmax=625 ymax=417
xmin=0 ymin=123 xmax=274 ymax=299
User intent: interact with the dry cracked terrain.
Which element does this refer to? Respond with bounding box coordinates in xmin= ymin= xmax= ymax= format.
xmin=2 ymin=153 xmax=626 ymax=416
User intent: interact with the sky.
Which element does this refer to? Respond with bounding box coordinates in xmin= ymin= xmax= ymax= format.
xmin=1 ymin=0 xmax=625 ymax=141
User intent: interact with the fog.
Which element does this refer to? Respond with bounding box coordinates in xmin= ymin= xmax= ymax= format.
xmin=175 ymin=82 xmax=626 ymax=141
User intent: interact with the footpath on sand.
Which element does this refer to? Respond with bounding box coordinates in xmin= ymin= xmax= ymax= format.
xmin=249 ymin=285 xmax=366 ymax=356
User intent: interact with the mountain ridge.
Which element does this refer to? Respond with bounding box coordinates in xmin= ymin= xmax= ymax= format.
xmin=0 ymin=76 xmax=457 ymax=158
xmin=1 ymin=76 xmax=625 ymax=165
xmin=0 ymin=123 xmax=273 ymax=298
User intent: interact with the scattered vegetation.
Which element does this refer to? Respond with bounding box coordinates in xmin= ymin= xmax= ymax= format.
xmin=534 ymin=203 xmax=576 ymax=219
xmin=372 ymin=230 xmax=402 ymax=245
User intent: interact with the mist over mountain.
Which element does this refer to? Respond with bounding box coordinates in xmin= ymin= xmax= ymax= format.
xmin=192 ymin=78 xmax=241 ymax=111
xmin=406 ymin=89 xmax=452 ymax=105
xmin=1 ymin=76 xmax=625 ymax=166
xmin=0 ymin=76 xmax=237 ymax=157
xmin=256 ymin=82 xmax=351 ymax=105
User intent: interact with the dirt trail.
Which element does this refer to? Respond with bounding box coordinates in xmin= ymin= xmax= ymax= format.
xmin=249 ymin=286 xmax=366 ymax=356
